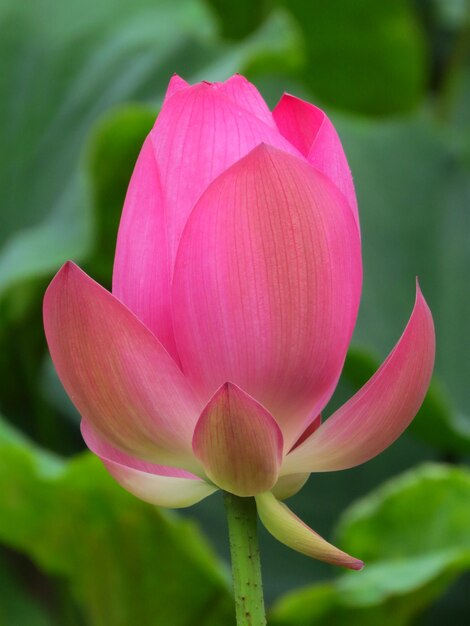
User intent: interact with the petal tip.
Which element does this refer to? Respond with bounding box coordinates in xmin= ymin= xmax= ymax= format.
xmin=414 ymin=276 xmax=423 ymax=298
xmin=56 ymin=260 xmax=83 ymax=281
xmin=247 ymin=141 xmax=288 ymax=164
xmin=44 ymin=261 xmax=80 ymax=308
xmin=54 ymin=260 xmax=75 ymax=279
xmin=412 ymin=280 xmax=434 ymax=331
xmin=193 ymin=383 xmax=283 ymax=496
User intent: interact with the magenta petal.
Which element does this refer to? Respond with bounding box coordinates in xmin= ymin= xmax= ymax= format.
xmin=82 ymin=421 xmax=215 ymax=508
xmin=256 ymin=492 xmax=364 ymax=570
xmin=44 ymin=262 xmax=202 ymax=472
xmin=193 ymin=383 xmax=283 ymax=497
xmin=112 ymin=137 xmax=178 ymax=359
xmin=282 ymin=284 xmax=435 ymax=474
xmin=217 ymin=75 xmax=275 ymax=126
xmin=162 ymin=74 xmax=190 ymax=104
xmin=173 ymin=144 xmax=362 ymax=448
xmin=81 ymin=420 xmax=196 ymax=477
xmin=273 ymin=94 xmax=359 ymax=228
xmin=150 ymin=83 xmax=301 ymax=266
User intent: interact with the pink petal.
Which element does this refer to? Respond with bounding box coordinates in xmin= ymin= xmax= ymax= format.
xmin=216 ymin=75 xmax=275 ymax=127
xmin=44 ymin=262 xmax=202 ymax=472
xmin=162 ymin=74 xmax=190 ymax=104
xmin=255 ymin=492 xmax=364 ymax=570
xmin=81 ymin=420 xmax=195 ymax=477
xmin=273 ymin=94 xmax=359 ymax=229
xmin=82 ymin=421 xmax=216 ymax=508
xmin=172 ymin=144 xmax=362 ymax=449
xmin=282 ymin=284 xmax=435 ymax=474
xmin=101 ymin=465 xmax=216 ymax=508
xmin=112 ymin=137 xmax=178 ymax=360
xmin=192 ymin=383 xmax=283 ymax=497
xmin=150 ymin=82 xmax=301 ymax=266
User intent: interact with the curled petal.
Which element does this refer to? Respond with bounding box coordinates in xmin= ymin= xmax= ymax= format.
xmin=150 ymin=82 xmax=301 ymax=265
xmin=173 ymin=144 xmax=362 ymax=448
xmin=112 ymin=138 xmax=178 ymax=359
xmin=255 ymin=492 xmax=363 ymax=570
xmin=282 ymin=284 xmax=435 ymax=474
xmin=44 ymin=262 xmax=202 ymax=472
xmin=193 ymin=383 xmax=283 ymax=497
xmin=273 ymin=94 xmax=359 ymax=228
xmin=82 ymin=422 xmax=216 ymax=508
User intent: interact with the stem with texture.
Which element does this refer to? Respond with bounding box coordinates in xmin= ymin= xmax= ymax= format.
xmin=223 ymin=492 xmax=266 ymax=626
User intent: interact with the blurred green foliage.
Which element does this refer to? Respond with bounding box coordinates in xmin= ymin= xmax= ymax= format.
xmin=270 ymin=464 xmax=470 ymax=626
xmin=0 ymin=0 xmax=469 ymax=624
xmin=0 ymin=415 xmax=233 ymax=625
xmin=209 ymin=0 xmax=428 ymax=115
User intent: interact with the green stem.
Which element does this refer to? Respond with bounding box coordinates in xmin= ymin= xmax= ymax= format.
xmin=223 ymin=492 xmax=266 ymax=626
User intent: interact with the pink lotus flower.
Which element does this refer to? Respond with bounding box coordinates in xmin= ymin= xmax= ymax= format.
xmin=44 ymin=75 xmax=435 ymax=570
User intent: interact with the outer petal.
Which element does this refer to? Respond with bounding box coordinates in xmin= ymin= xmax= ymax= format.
xmin=112 ymin=137 xmax=178 ymax=360
xmin=150 ymin=82 xmax=301 ymax=265
xmin=82 ymin=421 xmax=216 ymax=508
xmin=216 ymin=75 xmax=275 ymax=127
xmin=273 ymin=94 xmax=359 ymax=228
xmin=256 ymin=492 xmax=363 ymax=570
xmin=173 ymin=145 xmax=362 ymax=448
xmin=282 ymin=285 xmax=435 ymax=474
xmin=44 ymin=262 xmax=202 ymax=472
xmin=192 ymin=383 xmax=283 ymax=497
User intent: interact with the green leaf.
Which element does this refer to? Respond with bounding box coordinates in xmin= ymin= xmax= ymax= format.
xmin=249 ymin=0 xmax=427 ymax=115
xmin=334 ymin=113 xmax=470 ymax=452
xmin=205 ymin=0 xmax=271 ymax=40
xmin=0 ymin=416 xmax=233 ymax=626
xmin=207 ymin=0 xmax=428 ymax=115
xmin=270 ymin=464 xmax=470 ymax=626
xmin=337 ymin=463 xmax=470 ymax=560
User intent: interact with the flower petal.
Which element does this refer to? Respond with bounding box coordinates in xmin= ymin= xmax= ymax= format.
xmin=192 ymin=383 xmax=283 ymax=497
xmin=82 ymin=421 xmax=216 ymax=508
xmin=290 ymin=414 xmax=322 ymax=451
xmin=102 ymin=465 xmax=216 ymax=508
xmin=112 ymin=137 xmax=178 ymax=360
xmin=44 ymin=262 xmax=202 ymax=472
xmin=150 ymin=82 xmax=301 ymax=265
xmin=216 ymin=75 xmax=275 ymax=127
xmin=173 ymin=144 xmax=362 ymax=448
xmin=282 ymin=284 xmax=435 ymax=474
xmin=273 ymin=94 xmax=359 ymax=228
xmin=162 ymin=74 xmax=190 ymax=104
xmin=271 ymin=473 xmax=310 ymax=501
xmin=255 ymin=492 xmax=363 ymax=570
